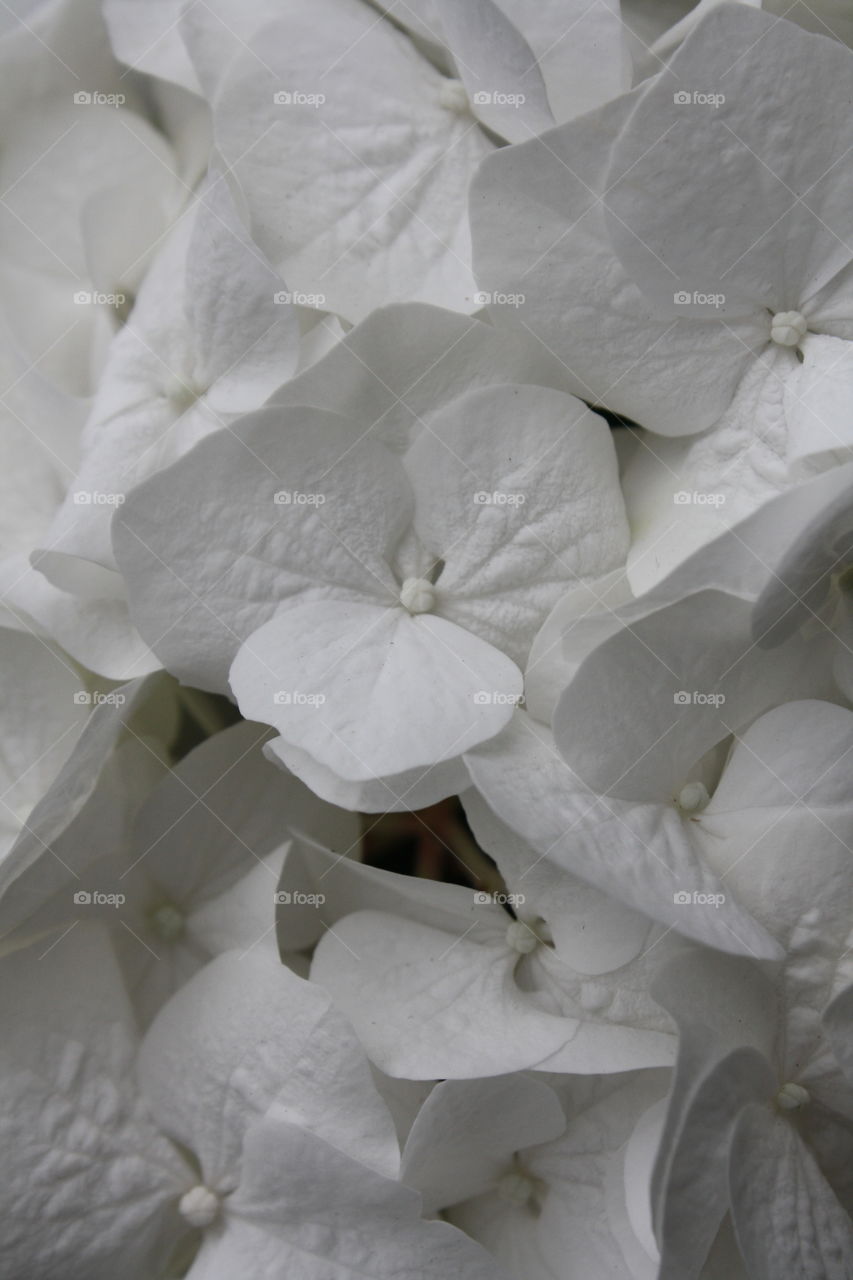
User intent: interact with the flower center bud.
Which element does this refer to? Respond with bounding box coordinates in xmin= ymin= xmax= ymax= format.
xmin=439 ymin=78 xmax=470 ymax=115
xmin=776 ymin=1081 xmax=810 ymax=1111
xmin=178 ymin=1184 xmax=221 ymax=1229
xmin=148 ymin=901 xmax=186 ymax=942
xmin=163 ymin=373 xmax=205 ymax=412
xmin=496 ymin=1169 xmax=540 ymax=1208
xmin=505 ymin=919 xmax=541 ymax=954
xmin=836 ymin=564 xmax=853 ymax=597
xmin=770 ymin=311 xmax=807 ymax=347
xmin=399 ymin=577 xmax=436 ymax=614
xmin=677 ymin=781 xmax=710 ymax=814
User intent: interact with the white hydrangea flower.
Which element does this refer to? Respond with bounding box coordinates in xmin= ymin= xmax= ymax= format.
xmin=462 ymin=713 xmax=778 ymax=960
xmin=401 ymin=1070 xmax=671 ymax=1280
xmin=0 ymin=714 xmax=358 ymax=1024
xmin=466 ymin=484 xmax=853 ymax=963
xmin=3 ymin=0 xmax=853 ymax=1272
xmin=280 ymin=838 xmax=677 ymax=1076
xmin=0 ymin=49 xmax=185 ymax=397
xmin=0 ymin=925 xmax=510 ymax=1279
xmin=550 ymin=463 xmax=853 ymax=800
xmin=114 ymin=361 xmax=628 ymax=785
xmin=651 ymin=948 xmax=853 ymax=1279
xmin=0 ymin=328 xmax=154 ymax=677
xmin=189 ymin=0 xmax=502 ymax=319
xmin=471 ymin=6 xmax=853 ymax=585
xmin=643 ymin=0 xmax=853 ymax=78
xmin=24 ymin=177 xmax=304 ymax=678
xmin=0 ymin=672 xmax=172 ymax=947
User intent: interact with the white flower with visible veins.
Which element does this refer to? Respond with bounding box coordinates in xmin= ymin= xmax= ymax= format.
xmin=115 ymin=379 xmax=628 ymax=785
xmin=651 ymin=949 xmax=853 ymax=1279
xmin=189 ymin=0 xmax=546 ymax=319
xmin=401 ymin=1070 xmax=671 ymax=1280
xmin=282 ymin=839 xmax=678 ymax=1077
xmin=0 ymin=715 xmax=358 ymax=1025
xmin=471 ymin=7 xmax=853 ymax=588
xmin=0 ymin=926 xmax=510 ymax=1279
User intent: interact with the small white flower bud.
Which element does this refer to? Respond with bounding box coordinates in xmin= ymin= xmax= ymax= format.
xmin=439 ymin=79 xmax=470 ymax=115
xmin=677 ymin=781 xmax=710 ymax=813
xmin=179 ymin=1185 xmax=221 ymax=1229
xmin=776 ymin=1082 xmax=810 ymax=1111
xmin=505 ymin=920 xmax=540 ymax=954
xmin=399 ymin=578 xmax=436 ymax=614
xmin=770 ymin=311 xmax=807 ymax=347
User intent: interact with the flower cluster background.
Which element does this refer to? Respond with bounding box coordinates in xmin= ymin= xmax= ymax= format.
xmin=2 ymin=0 xmax=853 ymax=1277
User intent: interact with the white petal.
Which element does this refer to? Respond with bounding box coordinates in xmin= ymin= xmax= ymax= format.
xmin=523 ymin=568 xmax=633 ymax=725
xmin=276 ymin=834 xmax=486 ymax=955
xmin=448 ymin=1071 xmax=670 ymax=1280
xmin=0 ymin=674 xmax=164 ymax=943
xmin=651 ymin=951 xmax=778 ymax=1280
xmin=115 ymin=407 xmax=409 ymax=691
xmin=191 ymin=1120 xmax=509 ymax=1279
xmin=695 ymin=700 xmax=853 ymax=946
xmin=428 ymin=0 xmax=554 ymax=142
xmin=139 ymin=949 xmax=400 ymax=1185
xmin=115 ymin=720 xmax=352 ymax=1022
xmin=186 ymin=177 xmax=300 ymax=409
xmin=269 ymin=302 xmax=578 ymax=452
xmin=786 ymin=333 xmax=853 ymax=471
xmin=104 ymin=0 xmax=199 ymax=92
xmin=495 ymin=0 xmax=630 ymax=124
xmin=0 ymin=627 xmax=89 ymax=853
xmin=461 ymin=784 xmax=655 ymax=974
xmin=2 ymin=562 xmax=159 ymax=680
xmin=0 ymin=924 xmax=190 ymax=1279
xmin=231 ymin=600 xmax=522 ymax=779
xmin=553 ymin=590 xmax=827 ymax=803
xmin=622 ymin=351 xmax=800 ymax=593
xmin=606 ymin=7 xmax=853 ymax=312
xmin=470 ymin=93 xmax=760 ymax=436
xmin=465 ymin=714 xmax=779 ymax=959
xmin=750 ymin=463 xmax=853 ymax=646
xmin=728 ymin=1103 xmax=853 ymax=1280
xmin=311 ymin=906 xmax=581 ymax=1078
xmin=201 ymin=0 xmax=492 ymax=320
xmin=265 ymin=732 xmax=471 ymax=812
xmin=406 ymin=384 xmax=628 ymax=664
xmin=401 ymin=1075 xmax=566 ymax=1214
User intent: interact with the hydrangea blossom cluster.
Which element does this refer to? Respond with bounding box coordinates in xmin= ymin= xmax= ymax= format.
xmin=3 ymin=1 xmax=853 ymax=1276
